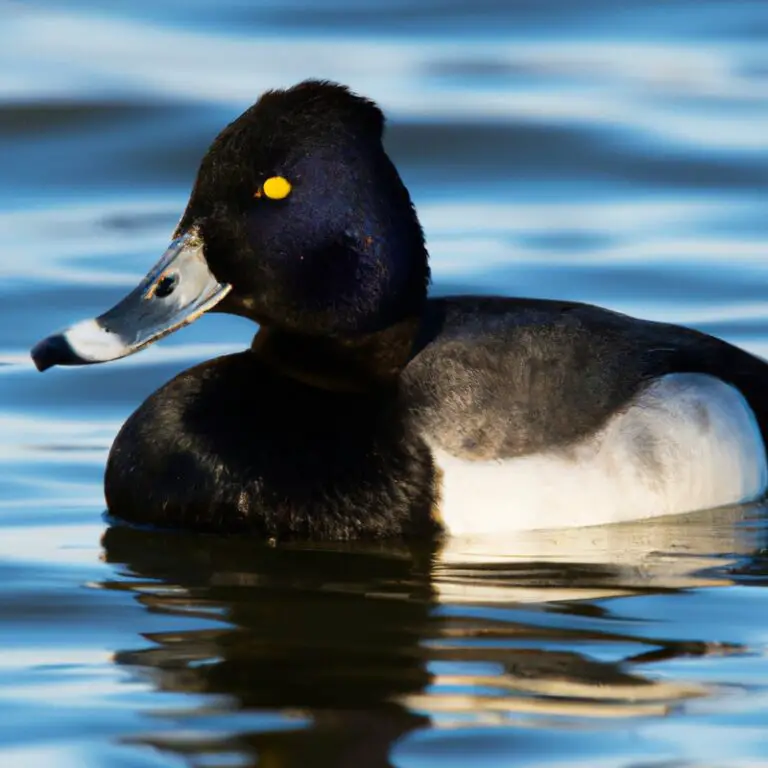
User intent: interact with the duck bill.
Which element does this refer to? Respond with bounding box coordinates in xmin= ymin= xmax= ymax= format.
xmin=30 ymin=227 xmax=231 ymax=372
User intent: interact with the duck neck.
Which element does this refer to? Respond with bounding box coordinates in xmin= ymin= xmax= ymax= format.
xmin=250 ymin=317 xmax=422 ymax=394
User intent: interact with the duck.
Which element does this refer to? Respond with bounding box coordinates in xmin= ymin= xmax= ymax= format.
xmin=30 ymin=79 xmax=768 ymax=540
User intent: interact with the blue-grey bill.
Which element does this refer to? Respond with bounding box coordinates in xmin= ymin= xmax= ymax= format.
xmin=30 ymin=228 xmax=231 ymax=372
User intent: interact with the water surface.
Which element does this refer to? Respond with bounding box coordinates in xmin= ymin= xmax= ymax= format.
xmin=1 ymin=1 xmax=768 ymax=765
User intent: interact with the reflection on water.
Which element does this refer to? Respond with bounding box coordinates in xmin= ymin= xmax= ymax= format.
xmin=1 ymin=0 xmax=768 ymax=765
xmin=101 ymin=528 xmax=431 ymax=768
xmin=88 ymin=504 xmax=768 ymax=767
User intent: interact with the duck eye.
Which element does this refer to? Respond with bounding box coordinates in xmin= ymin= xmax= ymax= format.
xmin=256 ymin=176 xmax=292 ymax=200
xmin=153 ymin=272 xmax=179 ymax=299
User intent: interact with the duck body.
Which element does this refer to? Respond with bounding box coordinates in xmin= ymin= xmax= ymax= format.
xmin=30 ymin=79 xmax=768 ymax=539
xmin=105 ymin=295 xmax=768 ymax=538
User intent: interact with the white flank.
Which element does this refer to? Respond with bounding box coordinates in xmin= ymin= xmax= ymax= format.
xmin=431 ymin=373 xmax=767 ymax=534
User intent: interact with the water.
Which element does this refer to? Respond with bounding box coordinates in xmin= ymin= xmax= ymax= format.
xmin=2 ymin=0 xmax=768 ymax=765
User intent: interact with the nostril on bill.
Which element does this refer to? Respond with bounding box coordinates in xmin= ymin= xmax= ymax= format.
xmin=153 ymin=273 xmax=179 ymax=299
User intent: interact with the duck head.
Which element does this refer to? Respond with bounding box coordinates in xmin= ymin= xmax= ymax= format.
xmin=31 ymin=80 xmax=430 ymax=371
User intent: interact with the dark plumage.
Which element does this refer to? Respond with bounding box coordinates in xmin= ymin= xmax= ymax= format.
xmin=405 ymin=297 xmax=768 ymax=459
xmin=106 ymin=351 xmax=438 ymax=538
xmin=183 ymin=80 xmax=429 ymax=335
xmin=31 ymin=80 xmax=768 ymax=539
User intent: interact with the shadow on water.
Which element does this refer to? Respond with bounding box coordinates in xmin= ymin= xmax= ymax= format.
xmin=96 ymin=504 xmax=768 ymax=767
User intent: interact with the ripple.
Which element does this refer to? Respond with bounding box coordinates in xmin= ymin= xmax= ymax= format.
xmin=2 ymin=9 xmax=767 ymax=153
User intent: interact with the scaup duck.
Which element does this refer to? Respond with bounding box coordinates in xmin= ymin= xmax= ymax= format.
xmin=31 ymin=80 xmax=768 ymax=539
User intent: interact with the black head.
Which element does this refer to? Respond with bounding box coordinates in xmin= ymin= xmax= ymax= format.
xmin=31 ymin=80 xmax=430 ymax=372
xmin=184 ymin=79 xmax=430 ymax=335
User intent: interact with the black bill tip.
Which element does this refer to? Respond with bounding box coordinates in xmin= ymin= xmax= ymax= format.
xmin=30 ymin=334 xmax=84 ymax=372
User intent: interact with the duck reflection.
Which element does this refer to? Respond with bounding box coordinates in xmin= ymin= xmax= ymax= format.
xmin=99 ymin=502 xmax=767 ymax=767
xmin=102 ymin=526 xmax=433 ymax=767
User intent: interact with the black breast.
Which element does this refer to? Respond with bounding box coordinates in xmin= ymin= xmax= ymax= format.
xmin=105 ymin=352 xmax=438 ymax=539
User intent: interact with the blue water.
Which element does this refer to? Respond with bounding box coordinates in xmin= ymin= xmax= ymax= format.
xmin=2 ymin=1 xmax=768 ymax=765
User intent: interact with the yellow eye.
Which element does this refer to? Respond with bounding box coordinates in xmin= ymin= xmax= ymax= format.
xmin=256 ymin=176 xmax=292 ymax=200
